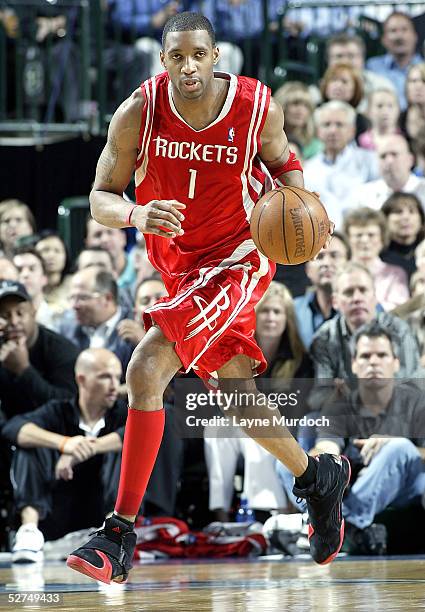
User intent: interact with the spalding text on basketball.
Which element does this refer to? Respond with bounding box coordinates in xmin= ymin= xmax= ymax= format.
xmin=289 ymin=207 xmax=305 ymax=258
xmin=154 ymin=137 xmax=238 ymax=164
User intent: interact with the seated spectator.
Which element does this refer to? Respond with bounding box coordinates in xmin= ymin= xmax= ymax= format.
xmin=130 ymin=240 xmax=157 ymax=287
xmin=13 ymin=247 xmax=57 ymax=331
xmin=75 ymin=246 xmax=114 ymax=273
xmin=274 ymin=82 xmax=322 ymax=160
xmin=413 ymin=126 xmax=425 ymax=177
xmin=294 ymin=232 xmax=350 ymax=349
xmin=309 ymin=262 xmax=423 ymax=412
xmin=85 ymin=217 xmax=135 ymax=290
xmin=117 ymin=275 xmax=167 ymax=347
xmin=325 ymin=33 xmax=395 ymax=114
xmin=358 ymin=88 xmax=400 ymax=151
xmin=366 ymin=12 xmax=422 ymax=111
xmin=303 ymin=101 xmax=379 ymax=228
xmin=2 ymin=348 xmax=126 ymax=562
xmin=400 ymin=63 xmax=425 ymax=140
xmin=75 ymin=246 xmax=133 ymax=312
xmin=0 ymin=256 xmax=18 ymax=281
xmin=343 ymin=207 xmax=409 ymax=310
xmin=0 ymin=280 xmax=78 ymax=420
xmin=0 ymin=200 xmax=36 ymax=257
xmin=34 ymin=231 xmax=72 ymax=319
xmin=59 ymin=268 xmax=134 ymax=373
xmin=405 ymin=268 xmax=425 ymax=365
xmin=349 ymin=134 xmax=425 ymax=210
xmin=277 ymin=322 xmax=425 ymax=554
xmin=320 ymin=62 xmax=369 ymax=139
xmin=380 ymin=192 xmax=425 ymax=279
xmin=204 ymin=282 xmax=312 ymax=521
xmin=193 ymin=0 xmax=274 ymax=77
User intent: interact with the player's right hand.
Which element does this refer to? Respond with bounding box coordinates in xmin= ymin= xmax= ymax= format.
xmin=131 ymin=200 xmax=186 ymax=238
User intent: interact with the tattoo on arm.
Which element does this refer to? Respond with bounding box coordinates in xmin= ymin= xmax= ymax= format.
xmin=263 ymin=143 xmax=289 ymax=165
xmin=98 ymin=136 xmax=118 ymax=184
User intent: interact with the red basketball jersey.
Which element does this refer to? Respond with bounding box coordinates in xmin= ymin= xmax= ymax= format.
xmin=135 ymin=72 xmax=273 ymax=286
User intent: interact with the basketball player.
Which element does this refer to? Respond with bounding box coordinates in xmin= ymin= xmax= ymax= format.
xmin=67 ymin=13 xmax=349 ymax=583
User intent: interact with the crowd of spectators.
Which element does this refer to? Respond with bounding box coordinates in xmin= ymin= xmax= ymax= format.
xmin=0 ymin=2 xmax=425 ymax=561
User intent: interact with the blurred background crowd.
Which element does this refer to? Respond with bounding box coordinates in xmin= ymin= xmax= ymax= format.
xmin=0 ymin=0 xmax=425 ymax=562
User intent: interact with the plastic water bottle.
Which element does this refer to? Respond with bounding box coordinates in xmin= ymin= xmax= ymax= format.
xmin=235 ymin=495 xmax=255 ymax=523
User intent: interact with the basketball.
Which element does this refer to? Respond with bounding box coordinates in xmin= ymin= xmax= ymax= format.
xmin=250 ymin=186 xmax=330 ymax=265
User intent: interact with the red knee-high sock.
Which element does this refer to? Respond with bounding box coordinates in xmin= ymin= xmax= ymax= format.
xmin=115 ymin=408 xmax=165 ymax=517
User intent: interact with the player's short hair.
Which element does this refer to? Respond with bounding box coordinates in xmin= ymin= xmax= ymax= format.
xmin=351 ymin=321 xmax=396 ymax=358
xmin=162 ymin=12 xmax=216 ymax=48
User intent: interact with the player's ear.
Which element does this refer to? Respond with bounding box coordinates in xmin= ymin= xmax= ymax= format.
xmin=160 ymin=49 xmax=166 ymax=69
xmin=213 ymin=46 xmax=219 ymax=65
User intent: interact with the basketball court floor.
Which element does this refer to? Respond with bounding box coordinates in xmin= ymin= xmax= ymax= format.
xmin=1 ymin=555 xmax=424 ymax=611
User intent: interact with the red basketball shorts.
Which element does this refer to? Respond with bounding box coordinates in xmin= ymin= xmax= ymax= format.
xmin=143 ymin=243 xmax=274 ymax=382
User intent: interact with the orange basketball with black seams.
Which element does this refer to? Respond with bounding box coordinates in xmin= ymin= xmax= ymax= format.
xmin=250 ymin=186 xmax=330 ymax=265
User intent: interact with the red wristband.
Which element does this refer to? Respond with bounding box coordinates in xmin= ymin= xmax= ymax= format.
xmin=125 ymin=204 xmax=137 ymax=226
xmin=270 ymin=151 xmax=303 ymax=181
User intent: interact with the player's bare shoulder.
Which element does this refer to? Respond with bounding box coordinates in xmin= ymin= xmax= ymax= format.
xmin=108 ymin=88 xmax=145 ymax=151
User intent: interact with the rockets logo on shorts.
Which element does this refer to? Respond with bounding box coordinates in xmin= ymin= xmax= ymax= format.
xmin=184 ymin=284 xmax=232 ymax=340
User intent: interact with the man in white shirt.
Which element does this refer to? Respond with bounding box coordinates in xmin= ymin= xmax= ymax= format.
xmin=303 ymin=100 xmax=379 ymax=228
xmin=59 ymin=268 xmax=134 ymax=374
xmin=348 ymin=134 xmax=425 ymax=210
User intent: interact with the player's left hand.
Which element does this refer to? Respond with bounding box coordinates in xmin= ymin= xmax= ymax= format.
xmin=353 ymin=437 xmax=391 ymax=466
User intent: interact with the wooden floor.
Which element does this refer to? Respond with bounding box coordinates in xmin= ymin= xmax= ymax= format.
xmin=1 ymin=556 xmax=424 ymax=611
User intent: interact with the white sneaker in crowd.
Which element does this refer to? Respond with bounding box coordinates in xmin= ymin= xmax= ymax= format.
xmin=12 ymin=523 xmax=44 ymax=563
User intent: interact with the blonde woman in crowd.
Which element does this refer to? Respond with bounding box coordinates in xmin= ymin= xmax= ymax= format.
xmin=274 ymin=82 xmax=321 ymax=160
xmin=358 ymin=88 xmax=400 ymax=151
xmin=204 ymin=282 xmax=312 ymax=522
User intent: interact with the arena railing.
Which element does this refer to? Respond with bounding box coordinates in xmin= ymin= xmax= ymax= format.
xmin=0 ymin=0 xmax=424 ymax=139
xmin=0 ymin=0 xmax=91 ymax=140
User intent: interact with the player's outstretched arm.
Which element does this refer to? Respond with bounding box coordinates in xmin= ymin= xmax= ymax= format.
xmin=259 ymin=97 xmax=304 ymax=189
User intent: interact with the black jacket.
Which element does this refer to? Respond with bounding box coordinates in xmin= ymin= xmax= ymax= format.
xmin=0 ymin=325 xmax=79 ymax=421
xmin=2 ymin=397 xmax=127 ymax=444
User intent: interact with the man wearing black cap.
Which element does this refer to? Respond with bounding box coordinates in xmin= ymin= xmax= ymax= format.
xmin=0 ymin=280 xmax=79 ymax=420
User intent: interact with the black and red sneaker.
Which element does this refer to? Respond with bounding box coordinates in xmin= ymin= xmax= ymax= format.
xmin=293 ymin=454 xmax=351 ymax=565
xmin=66 ymin=515 xmax=136 ymax=584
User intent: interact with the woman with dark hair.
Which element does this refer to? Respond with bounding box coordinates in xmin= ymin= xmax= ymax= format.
xmin=400 ymin=63 xmax=425 ymax=143
xmin=204 ymin=282 xmax=312 ymax=521
xmin=320 ymin=62 xmax=369 ymax=139
xmin=0 ymin=199 xmax=36 ymax=257
xmin=380 ymin=192 xmax=425 ymax=279
xmin=34 ymin=230 xmax=72 ymax=317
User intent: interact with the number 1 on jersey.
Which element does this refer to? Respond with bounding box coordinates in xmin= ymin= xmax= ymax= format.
xmin=188 ymin=168 xmax=197 ymax=199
